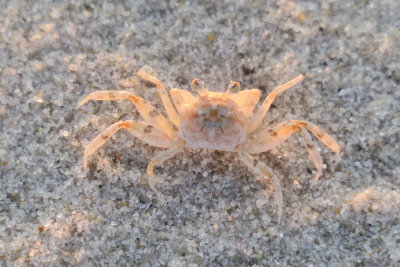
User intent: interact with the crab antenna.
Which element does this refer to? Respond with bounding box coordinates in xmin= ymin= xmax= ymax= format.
xmin=225 ymin=81 xmax=241 ymax=94
xmin=191 ymin=78 xmax=207 ymax=93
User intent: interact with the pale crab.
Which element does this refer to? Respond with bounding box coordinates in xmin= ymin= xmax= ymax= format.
xmin=77 ymin=69 xmax=340 ymax=222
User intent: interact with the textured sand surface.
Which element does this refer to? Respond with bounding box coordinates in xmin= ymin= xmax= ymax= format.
xmin=1 ymin=0 xmax=399 ymax=266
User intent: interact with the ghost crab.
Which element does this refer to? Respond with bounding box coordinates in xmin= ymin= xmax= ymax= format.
xmin=77 ymin=68 xmax=340 ymax=222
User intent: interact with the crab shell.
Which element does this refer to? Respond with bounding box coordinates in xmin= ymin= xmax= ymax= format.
xmin=178 ymin=92 xmax=248 ymax=151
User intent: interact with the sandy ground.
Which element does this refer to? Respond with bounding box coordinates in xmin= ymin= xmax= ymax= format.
xmin=1 ymin=0 xmax=399 ymax=266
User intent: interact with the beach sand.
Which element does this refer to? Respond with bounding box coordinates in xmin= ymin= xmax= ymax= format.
xmin=1 ymin=0 xmax=399 ymax=265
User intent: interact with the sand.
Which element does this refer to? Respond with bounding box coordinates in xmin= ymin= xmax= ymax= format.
xmin=1 ymin=0 xmax=399 ymax=266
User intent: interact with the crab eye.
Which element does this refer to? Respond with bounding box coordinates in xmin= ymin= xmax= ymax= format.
xmin=226 ymin=81 xmax=241 ymax=94
xmin=191 ymin=78 xmax=205 ymax=92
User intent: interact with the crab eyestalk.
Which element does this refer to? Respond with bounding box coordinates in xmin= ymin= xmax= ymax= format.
xmin=225 ymin=81 xmax=241 ymax=94
xmin=191 ymin=78 xmax=207 ymax=94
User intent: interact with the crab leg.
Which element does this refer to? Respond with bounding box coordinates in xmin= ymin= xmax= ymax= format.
xmin=247 ymin=75 xmax=305 ymax=133
xmin=238 ymin=150 xmax=283 ymax=224
xmin=244 ymin=120 xmax=340 ymax=183
xmin=137 ymin=70 xmax=180 ymax=128
xmin=77 ymin=91 xmax=175 ymax=139
xmin=300 ymin=127 xmax=323 ymax=186
xmin=82 ymin=120 xmax=173 ymax=172
xmin=146 ymin=143 xmax=184 ymax=198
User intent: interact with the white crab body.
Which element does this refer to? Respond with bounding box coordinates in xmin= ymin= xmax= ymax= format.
xmin=178 ymin=95 xmax=247 ymax=151
xmin=78 ymin=69 xmax=340 ymax=223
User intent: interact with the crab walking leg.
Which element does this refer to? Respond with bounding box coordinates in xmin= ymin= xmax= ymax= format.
xmin=247 ymin=75 xmax=305 ymax=134
xmin=300 ymin=127 xmax=323 ymax=185
xmin=146 ymin=144 xmax=184 ymax=198
xmin=137 ymin=70 xmax=180 ymax=128
xmin=77 ymin=91 xmax=175 ymax=139
xmin=238 ymin=150 xmax=283 ymax=223
xmin=83 ymin=120 xmax=173 ymax=172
